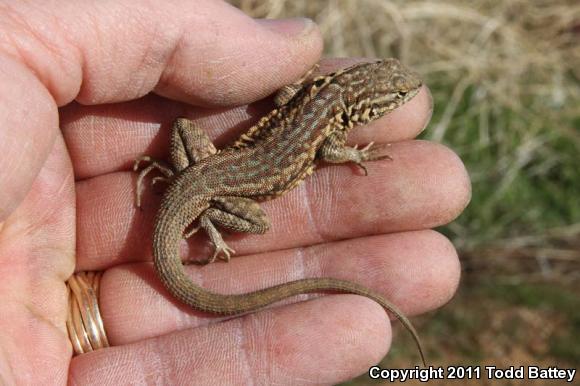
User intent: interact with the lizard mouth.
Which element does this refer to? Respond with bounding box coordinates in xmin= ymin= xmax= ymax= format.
xmin=403 ymin=83 xmax=421 ymax=102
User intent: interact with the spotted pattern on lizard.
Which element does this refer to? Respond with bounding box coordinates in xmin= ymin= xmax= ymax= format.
xmin=134 ymin=59 xmax=426 ymax=365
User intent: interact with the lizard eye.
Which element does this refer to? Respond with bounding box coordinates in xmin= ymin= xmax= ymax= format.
xmin=397 ymin=91 xmax=408 ymax=98
xmin=392 ymin=75 xmax=406 ymax=89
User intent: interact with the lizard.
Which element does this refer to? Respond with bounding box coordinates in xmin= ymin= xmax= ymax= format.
xmin=134 ymin=59 xmax=426 ymax=365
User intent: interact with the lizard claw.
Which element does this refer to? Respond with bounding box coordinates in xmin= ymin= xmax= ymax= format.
xmin=360 ymin=141 xmax=375 ymax=153
xmin=352 ymin=142 xmax=394 ymax=176
xmin=152 ymin=176 xmax=170 ymax=186
xmin=133 ymin=156 xmax=152 ymax=171
xmin=207 ymin=243 xmax=236 ymax=264
xmin=183 ymin=225 xmax=201 ymax=239
xmin=358 ymin=142 xmax=393 ymax=163
xmin=356 ymin=162 xmax=369 ymax=176
xmin=133 ymin=156 xmax=175 ymax=207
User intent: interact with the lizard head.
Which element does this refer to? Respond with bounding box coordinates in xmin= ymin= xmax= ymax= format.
xmin=342 ymin=59 xmax=423 ymax=125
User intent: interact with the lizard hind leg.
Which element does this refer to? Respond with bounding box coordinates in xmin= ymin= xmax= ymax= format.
xmin=194 ymin=196 xmax=270 ymax=263
xmin=133 ymin=156 xmax=175 ymax=208
xmin=134 ymin=118 xmax=219 ymax=207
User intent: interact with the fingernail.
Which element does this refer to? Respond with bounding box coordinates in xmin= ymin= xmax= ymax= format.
xmin=257 ymin=17 xmax=316 ymax=38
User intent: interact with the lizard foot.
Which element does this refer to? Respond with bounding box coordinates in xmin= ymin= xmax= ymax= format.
xmin=354 ymin=142 xmax=393 ymax=176
xmin=133 ymin=156 xmax=175 ymax=207
xmin=206 ymin=242 xmax=236 ymax=264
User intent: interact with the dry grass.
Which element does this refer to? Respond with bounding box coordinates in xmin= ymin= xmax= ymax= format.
xmin=229 ymin=1 xmax=580 ymax=382
xmin=234 ymin=0 xmax=579 ymax=113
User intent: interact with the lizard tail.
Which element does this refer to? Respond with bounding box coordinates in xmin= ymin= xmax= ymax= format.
xmin=153 ymin=204 xmax=426 ymax=366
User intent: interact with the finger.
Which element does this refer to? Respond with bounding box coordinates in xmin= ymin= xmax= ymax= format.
xmin=70 ymin=296 xmax=391 ymax=385
xmin=11 ymin=0 xmax=322 ymax=107
xmin=61 ymin=61 xmax=432 ymax=180
xmin=0 ymin=0 xmax=321 ymax=219
xmin=75 ymin=140 xmax=469 ymax=270
xmin=98 ymin=230 xmax=458 ymax=345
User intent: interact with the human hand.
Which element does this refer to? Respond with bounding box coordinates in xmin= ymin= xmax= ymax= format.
xmin=0 ymin=0 xmax=468 ymax=384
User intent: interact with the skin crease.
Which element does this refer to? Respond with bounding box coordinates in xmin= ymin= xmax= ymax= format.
xmin=0 ymin=0 xmax=469 ymax=385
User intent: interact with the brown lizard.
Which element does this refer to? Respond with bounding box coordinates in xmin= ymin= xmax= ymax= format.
xmin=134 ymin=59 xmax=426 ymax=365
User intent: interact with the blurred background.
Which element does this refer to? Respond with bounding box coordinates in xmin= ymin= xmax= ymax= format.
xmin=230 ymin=1 xmax=579 ymax=384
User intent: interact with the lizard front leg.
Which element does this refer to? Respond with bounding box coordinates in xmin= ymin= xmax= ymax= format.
xmin=319 ymin=130 xmax=392 ymax=176
xmin=188 ymin=196 xmax=270 ymax=263
xmin=134 ymin=118 xmax=217 ymax=207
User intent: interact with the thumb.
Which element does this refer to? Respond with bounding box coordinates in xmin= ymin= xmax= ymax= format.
xmin=0 ymin=0 xmax=322 ymax=220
